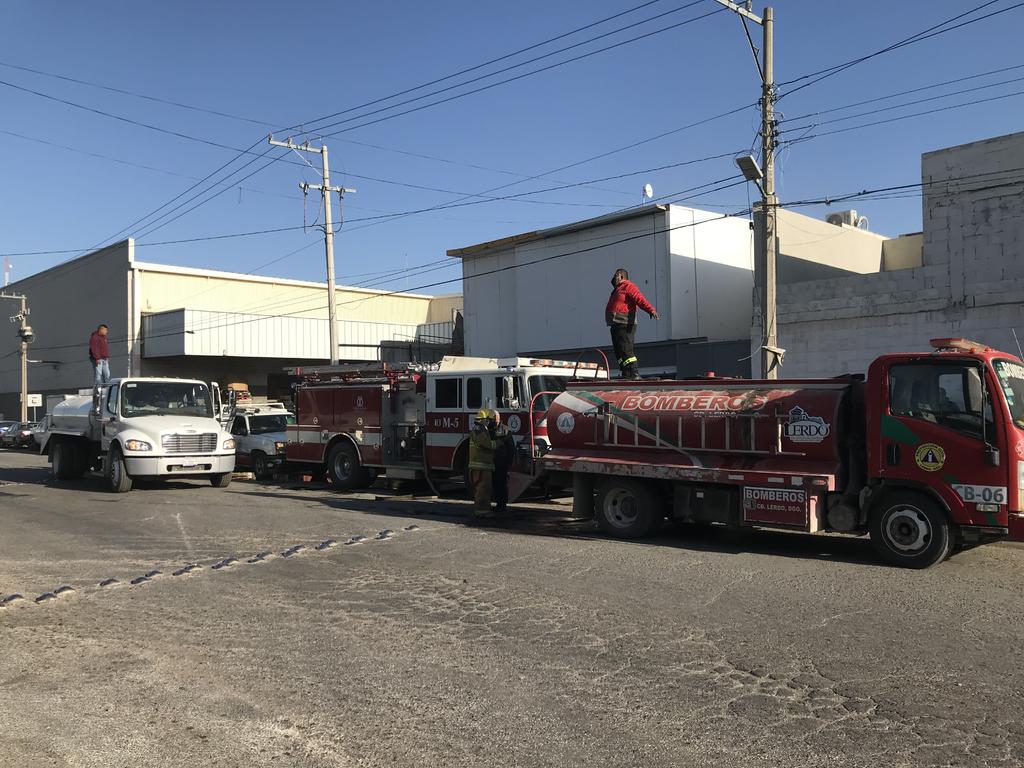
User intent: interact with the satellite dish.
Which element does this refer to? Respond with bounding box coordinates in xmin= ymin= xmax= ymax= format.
xmin=642 ymin=183 xmax=654 ymax=200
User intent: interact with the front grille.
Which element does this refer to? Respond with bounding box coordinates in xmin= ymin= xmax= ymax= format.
xmin=161 ymin=433 xmax=217 ymax=453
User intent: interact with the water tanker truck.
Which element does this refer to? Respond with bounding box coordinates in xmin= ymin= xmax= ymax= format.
xmin=530 ymin=338 xmax=1024 ymax=568
xmin=41 ymin=377 xmax=236 ymax=492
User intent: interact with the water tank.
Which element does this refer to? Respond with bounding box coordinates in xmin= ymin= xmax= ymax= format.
xmin=546 ymin=381 xmax=849 ymax=464
xmin=50 ymin=395 xmax=96 ymax=433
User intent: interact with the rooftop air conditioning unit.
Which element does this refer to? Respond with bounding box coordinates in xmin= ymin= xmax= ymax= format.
xmin=826 ymin=210 xmax=859 ymax=227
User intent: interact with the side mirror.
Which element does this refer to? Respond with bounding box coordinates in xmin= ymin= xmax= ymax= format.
xmin=503 ymin=376 xmax=520 ymax=410
xmin=986 ymin=444 xmax=1000 ymax=467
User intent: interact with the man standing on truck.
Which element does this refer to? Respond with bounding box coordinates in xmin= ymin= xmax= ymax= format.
xmin=468 ymin=409 xmax=498 ymax=518
xmin=89 ymin=324 xmax=111 ymax=389
xmin=606 ymin=268 xmax=658 ymax=380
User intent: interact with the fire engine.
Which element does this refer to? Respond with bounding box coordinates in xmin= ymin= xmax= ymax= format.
xmin=284 ymin=356 xmax=607 ymax=490
xmin=527 ymin=338 xmax=1024 ymax=568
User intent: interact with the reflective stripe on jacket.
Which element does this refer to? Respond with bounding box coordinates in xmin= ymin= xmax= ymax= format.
xmin=605 ymin=279 xmax=656 ymax=326
xmin=468 ymin=427 xmax=497 ymax=470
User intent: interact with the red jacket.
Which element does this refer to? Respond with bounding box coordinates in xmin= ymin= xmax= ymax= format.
xmin=89 ymin=331 xmax=109 ymax=361
xmin=605 ymin=279 xmax=656 ymax=326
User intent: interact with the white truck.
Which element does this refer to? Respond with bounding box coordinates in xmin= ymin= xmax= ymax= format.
xmin=41 ymin=377 xmax=236 ymax=492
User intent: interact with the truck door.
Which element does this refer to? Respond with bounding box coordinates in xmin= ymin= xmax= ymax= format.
xmin=880 ymin=359 xmax=1007 ymax=525
xmin=493 ymin=374 xmax=526 ymax=444
xmin=426 ymin=376 xmax=464 ymax=470
xmin=100 ymin=384 xmax=119 ymax=451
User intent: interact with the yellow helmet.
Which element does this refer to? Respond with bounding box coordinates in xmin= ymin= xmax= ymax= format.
xmin=476 ymin=409 xmax=492 ymax=421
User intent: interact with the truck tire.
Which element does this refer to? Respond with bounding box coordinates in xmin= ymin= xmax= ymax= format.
xmin=52 ymin=440 xmax=75 ymax=481
xmin=251 ymin=451 xmax=272 ymax=481
xmin=595 ymin=477 xmax=661 ymax=539
xmin=107 ymin=445 xmax=133 ymax=493
xmin=869 ymin=490 xmax=951 ymax=569
xmin=327 ymin=441 xmax=370 ymax=491
xmin=210 ymin=472 xmax=232 ymax=488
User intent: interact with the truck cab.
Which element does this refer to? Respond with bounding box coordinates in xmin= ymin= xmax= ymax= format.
xmin=229 ymin=402 xmax=295 ymax=480
xmin=423 ymin=356 xmax=606 ymax=474
xmin=866 ymin=339 xmax=1024 ymax=555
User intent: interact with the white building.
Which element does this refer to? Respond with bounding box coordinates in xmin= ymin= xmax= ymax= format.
xmin=448 ymin=204 xmax=903 ymax=377
xmin=448 ymin=205 xmax=755 ymax=376
xmin=764 ymin=130 xmax=1024 ymax=378
xmin=0 ymin=240 xmax=462 ymax=418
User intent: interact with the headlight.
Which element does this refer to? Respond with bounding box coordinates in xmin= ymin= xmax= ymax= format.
xmin=275 ymin=441 xmax=286 ymax=453
xmin=223 ymin=438 xmax=236 ymax=450
xmin=124 ymin=439 xmax=152 ymax=452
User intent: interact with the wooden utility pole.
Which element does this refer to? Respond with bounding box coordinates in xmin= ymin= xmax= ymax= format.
xmin=268 ymin=136 xmax=356 ymax=365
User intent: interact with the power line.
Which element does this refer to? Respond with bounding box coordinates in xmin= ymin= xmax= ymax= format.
xmin=0 ymin=59 xmax=274 ymax=127
xmin=779 ymin=88 xmax=1024 ymax=146
xmin=778 ymin=0 xmax=1024 ymax=99
xmin=778 ymin=73 xmax=1024 ymax=135
xmin=311 ymin=7 xmax=725 ymax=140
xmin=778 ymin=62 xmax=1024 ymax=124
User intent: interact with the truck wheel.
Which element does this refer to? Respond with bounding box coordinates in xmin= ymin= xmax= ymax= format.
xmin=595 ymin=478 xmax=661 ymax=539
xmin=869 ymin=490 xmax=950 ymax=569
xmin=107 ymin=446 xmax=133 ymax=493
xmin=251 ymin=451 xmax=272 ymax=481
xmin=210 ymin=472 xmax=232 ymax=488
xmin=52 ymin=440 xmax=74 ymax=481
xmin=327 ymin=442 xmax=370 ymax=491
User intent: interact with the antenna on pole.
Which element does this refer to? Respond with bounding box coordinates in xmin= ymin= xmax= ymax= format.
xmin=641 ymin=183 xmax=654 ymax=206
xmin=2 ymin=256 xmax=10 ymax=287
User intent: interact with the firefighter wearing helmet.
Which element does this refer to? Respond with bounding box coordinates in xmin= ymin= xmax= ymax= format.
xmin=468 ymin=408 xmax=498 ymax=517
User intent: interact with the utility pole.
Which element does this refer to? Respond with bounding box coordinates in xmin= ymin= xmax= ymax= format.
xmin=2 ymin=292 xmax=32 ymax=421
xmin=715 ymin=1 xmax=780 ymax=379
xmin=268 ymin=135 xmax=356 ymax=365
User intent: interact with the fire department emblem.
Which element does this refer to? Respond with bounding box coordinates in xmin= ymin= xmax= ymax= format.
xmin=506 ymin=414 xmax=522 ymax=433
xmin=915 ymin=443 xmax=946 ymax=472
xmin=783 ymin=407 xmax=830 ymax=443
xmin=556 ymin=412 xmax=575 ymax=434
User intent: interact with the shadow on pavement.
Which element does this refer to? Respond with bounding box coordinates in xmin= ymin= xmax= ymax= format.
xmin=235 ymin=483 xmax=888 ymax=569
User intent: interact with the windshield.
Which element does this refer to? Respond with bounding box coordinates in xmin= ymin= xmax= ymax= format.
xmin=529 ymin=375 xmax=569 ymax=411
xmin=994 ymin=360 xmax=1024 ymax=429
xmin=121 ymin=381 xmax=213 ymax=419
xmin=248 ymin=414 xmax=295 ymax=434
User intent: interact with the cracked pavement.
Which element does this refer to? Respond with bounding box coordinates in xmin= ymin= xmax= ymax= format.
xmin=2 ymin=449 xmax=1024 ymax=767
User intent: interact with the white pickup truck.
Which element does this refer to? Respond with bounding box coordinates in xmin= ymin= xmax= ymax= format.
xmin=41 ymin=377 xmax=236 ymax=492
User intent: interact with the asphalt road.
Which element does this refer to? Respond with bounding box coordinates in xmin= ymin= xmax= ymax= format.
xmin=2 ymin=449 xmax=1024 ymax=768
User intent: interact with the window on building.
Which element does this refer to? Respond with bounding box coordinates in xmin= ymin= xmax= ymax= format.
xmin=466 ymin=377 xmax=482 ymax=409
xmin=434 ymin=378 xmax=462 ymax=409
xmin=889 ymin=363 xmax=993 ymax=439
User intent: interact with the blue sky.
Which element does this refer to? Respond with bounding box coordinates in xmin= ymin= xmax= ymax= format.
xmin=2 ymin=1 xmax=1022 ymax=295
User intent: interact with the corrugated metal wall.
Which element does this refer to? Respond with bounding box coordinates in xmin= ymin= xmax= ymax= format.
xmin=142 ymin=309 xmax=453 ymax=362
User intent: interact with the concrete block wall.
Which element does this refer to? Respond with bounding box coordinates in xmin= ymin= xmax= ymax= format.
xmin=753 ymin=131 xmax=1024 ymax=378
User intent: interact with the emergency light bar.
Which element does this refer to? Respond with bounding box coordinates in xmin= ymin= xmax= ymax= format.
xmin=930 ymin=338 xmax=992 ymax=353
xmin=528 ymin=359 xmax=599 ymax=369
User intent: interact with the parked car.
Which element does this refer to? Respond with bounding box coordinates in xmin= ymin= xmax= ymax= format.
xmin=230 ymin=403 xmax=294 ymax=480
xmin=1 ymin=422 xmax=38 ymax=449
xmin=31 ymin=416 xmax=51 ymax=450
xmin=0 ymin=421 xmax=16 ymax=443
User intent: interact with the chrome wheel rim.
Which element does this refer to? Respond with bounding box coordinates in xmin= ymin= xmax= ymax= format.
xmin=603 ymin=487 xmax=640 ymax=529
xmin=884 ymin=506 xmax=931 ymax=553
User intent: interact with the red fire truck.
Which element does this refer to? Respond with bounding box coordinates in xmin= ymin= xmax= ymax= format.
xmin=284 ymin=356 xmax=606 ymax=490
xmin=532 ymin=338 xmax=1024 ymax=568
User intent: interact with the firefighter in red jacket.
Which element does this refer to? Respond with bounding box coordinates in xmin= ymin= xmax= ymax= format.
xmin=605 ymin=268 xmax=658 ymax=379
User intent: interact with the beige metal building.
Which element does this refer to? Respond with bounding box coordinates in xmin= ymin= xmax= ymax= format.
xmin=0 ymin=240 xmax=462 ymax=418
